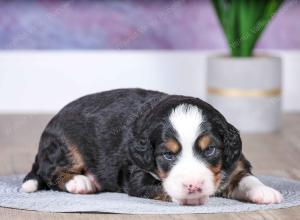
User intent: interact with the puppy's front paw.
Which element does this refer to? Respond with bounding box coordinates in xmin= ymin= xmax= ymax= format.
xmin=246 ymin=185 xmax=283 ymax=204
xmin=173 ymin=196 xmax=208 ymax=206
xmin=65 ymin=175 xmax=96 ymax=194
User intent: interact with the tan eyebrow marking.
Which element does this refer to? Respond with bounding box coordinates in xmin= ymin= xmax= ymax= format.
xmin=164 ymin=138 xmax=180 ymax=153
xmin=198 ymin=135 xmax=211 ymax=151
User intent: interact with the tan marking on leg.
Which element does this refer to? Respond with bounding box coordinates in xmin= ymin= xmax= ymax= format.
xmin=53 ymin=144 xmax=87 ymax=191
xmin=68 ymin=144 xmax=85 ymax=172
xmin=153 ymin=192 xmax=171 ymax=202
xmin=223 ymin=160 xmax=250 ymax=197
xmin=209 ymin=162 xmax=222 ymax=189
xmin=55 ymin=171 xmax=76 ymax=189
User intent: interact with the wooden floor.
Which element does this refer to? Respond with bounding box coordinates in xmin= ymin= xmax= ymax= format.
xmin=1 ymin=114 xmax=300 ymax=220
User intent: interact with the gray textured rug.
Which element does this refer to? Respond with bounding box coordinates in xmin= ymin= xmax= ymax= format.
xmin=0 ymin=175 xmax=300 ymax=214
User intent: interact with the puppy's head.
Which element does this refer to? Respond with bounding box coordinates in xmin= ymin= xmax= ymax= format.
xmin=129 ymin=102 xmax=241 ymax=204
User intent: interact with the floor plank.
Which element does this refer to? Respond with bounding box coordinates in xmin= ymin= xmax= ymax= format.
xmin=1 ymin=114 xmax=300 ymax=220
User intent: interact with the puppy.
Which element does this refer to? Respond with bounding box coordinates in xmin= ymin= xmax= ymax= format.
xmin=22 ymin=88 xmax=282 ymax=205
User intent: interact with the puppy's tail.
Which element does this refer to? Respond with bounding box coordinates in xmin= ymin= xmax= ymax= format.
xmin=21 ymin=156 xmax=46 ymax=193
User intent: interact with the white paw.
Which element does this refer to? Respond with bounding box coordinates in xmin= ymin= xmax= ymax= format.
xmin=21 ymin=179 xmax=38 ymax=193
xmin=173 ymin=196 xmax=208 ymax=206
xmin=65 ymin=175 xmax=96 ymax=194
xmin=246 ymin=185 xmax=283 ymax=204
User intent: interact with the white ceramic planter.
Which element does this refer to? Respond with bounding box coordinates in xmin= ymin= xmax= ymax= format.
xmin=207 ymin=55 xmax=282 ymax=133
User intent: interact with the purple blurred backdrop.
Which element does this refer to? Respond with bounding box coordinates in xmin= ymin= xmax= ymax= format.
xmin=0 ymin=0 xmax=299 ymax=50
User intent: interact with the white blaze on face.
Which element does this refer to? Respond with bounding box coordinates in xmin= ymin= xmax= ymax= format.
xmin=163 ymin=104 xmax=216 ymax=201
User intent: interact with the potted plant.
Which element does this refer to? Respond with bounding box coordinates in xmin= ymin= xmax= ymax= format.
xmin=207 ymin=0 xmax=284 ymax=132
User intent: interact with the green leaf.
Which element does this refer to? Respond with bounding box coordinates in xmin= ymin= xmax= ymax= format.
xmin=210 ymin=0 xmax=284 ymax=57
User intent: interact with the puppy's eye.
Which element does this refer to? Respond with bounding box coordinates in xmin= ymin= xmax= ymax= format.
xmin=162 ymin=152 xmax=176 ymax=161
xmin=204 ymin=146 xmax=216 ymax=157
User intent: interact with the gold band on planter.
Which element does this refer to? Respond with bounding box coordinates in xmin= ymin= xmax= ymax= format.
xmin=207 ymin=87 xmax=281 ymax=97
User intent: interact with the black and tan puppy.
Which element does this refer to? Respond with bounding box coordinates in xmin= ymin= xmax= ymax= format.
xmin=22 ymin=89 xmax=282 ymax=205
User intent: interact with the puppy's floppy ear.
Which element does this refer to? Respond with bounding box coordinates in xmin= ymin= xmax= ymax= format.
xmin=222 ymin=122 xmax=242 ymax=170
xmin=127 ymin=96 xmax=166 ymax=172
xmin=128 ymin=133 xmax=155 ymax=172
